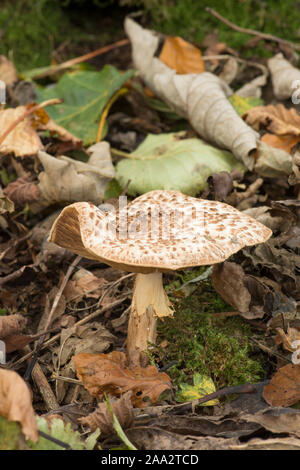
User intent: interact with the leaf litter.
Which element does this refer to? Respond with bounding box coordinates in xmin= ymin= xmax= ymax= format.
xmin=1 ymin=9 xmax=300 ymax=451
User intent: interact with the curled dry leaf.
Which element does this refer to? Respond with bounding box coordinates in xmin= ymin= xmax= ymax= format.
xmin=32 ymin=143 xmax=114 ymax=210
xmin=79 ymin=391 xmax=134 ymax=437
xmin=211 ymin=262 xmax=265 ymax=319
xmin=263 ymin=364 xmax=300 ymax=407
xmin=244 ymin=104 xmax=300 ymax=136
xmin=159 ymin=36 xmax=205 ymax=74
xmin=3 ymin=173 xmax=40 ymax=206
xmin=124 ymin=18 xmax=258 ymax=169
xmin=268 ymin=53 xmax=300 ymax=100
xmin=0 ymin=369 xmax=38 ymax=442
xmin=254 ymin=140 xmax=293 ymax=178
xmin=72 ymin=351 xmax=172 ymax=408
xmin=0 ymin=313 xmax=27 ymax=339
xmin=276 ymin=325 xmax=300 ymax=353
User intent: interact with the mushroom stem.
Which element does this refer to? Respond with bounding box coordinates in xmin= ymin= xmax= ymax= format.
xmin=127 ymin=272 xmax=173 ymax=360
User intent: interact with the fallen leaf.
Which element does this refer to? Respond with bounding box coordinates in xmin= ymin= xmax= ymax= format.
xmin=276 ymin=325 xmax=300 ymax=353
xmin=261 ymin=133 xmax=300 ymax=154
xmin=229 ymin=94 xmax=264 ymax=116
xmin=36 ymin=67 xmax=134 ymax=145
xmin=254 ymin=140 xmax=293 ymax=178
xmin=115 ymin=132 xmax=245 ymax=196
xmin=63 ymin=268 xmax=107 ymax=302
xmin=124 ymin=18 xmax=258 ymax=169
xmin=263 ymin=364 xmax=300 ymax=407
xmin=0 ymin=369 xmax=38 ymax=442
xmin=244 ymin=104 xmax=300 ymax=136
xmin=79 ymin=391 xmax=134 ymax=437
xmin=73 ymin=351 xmax=172 ymax=408
xmin=3 ymin=173 xmax=40 ymax=206
xmin=177 ymin=373 xmax=219 ymax=406
xmin=0 ymin=55 xmax=18 ymax=87
xmin=159 ymin=36 xmax=205 ymax=74
xmin=32 ymin=144 xmax=114 ymax=210
xmin=0 ymin=189 xmax=14 ymax=215
xmin=0 ymin=314 xmax=27 ymax=339
xmin=268 ymin=53 xmax=300 ymax=100
xmin=231 ymin=437 xmax=300 ymax=450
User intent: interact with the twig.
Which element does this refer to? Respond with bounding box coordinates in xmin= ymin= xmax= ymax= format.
xmin=11 ymin=295 xmax=129 ymax=368
xmin=206 ymin=7 xmax=300 ymax=51
xmin=0 ymin=98 xmax=62 ymax=148
xmin=28 ymin=38 xmax=130 ymax=80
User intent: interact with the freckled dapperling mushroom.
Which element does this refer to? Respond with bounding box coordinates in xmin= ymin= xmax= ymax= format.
xmin=49 ymin=190 xmax=272 ymax=362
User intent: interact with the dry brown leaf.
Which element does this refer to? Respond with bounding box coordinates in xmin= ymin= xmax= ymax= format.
xmin=261 ymin=133 xmax=300 ymax=154
xmin=276 ymin=325 xmax=300 ymax=353
xmin=159 ymin=36 xmax=205 ymax=74
xmin=211 ymin=262 xmax=265 ymax=319
xmin=0 ymin=106 xmax=43 ymax=157
xmin=33 ymin=107 xmax=81 ymax=146
xmin=254 ymin=140 xmax=293 ymax=178
xmin=79 ymin=391 xmax=134 ymax=436
xmin=0 ymin=369 xmax=38 ymax=442
xmin=263 ymin=364 xmax=300 ymax=407
xmin=0 ymin=55 xmax=18 ymax=86
xmin=73 ymin=351 xmax=172 ymax=408
xmin=63 ymin=268 xmax=107 ymax=302
xmin=244 ymin=104 xmax=300 ymax=136
xmin=0 ymin=314 xmax=27 ymax=339
xmin=231 ymin=437 xmax=300 ymax=450
xmin=125 ymin=18 xmax=258 ymax=169
xmin=3 ymin=174 xmax=41 ymax=206
xmin=32 ymin=144 xmax=114 ymax=211
xmin=268 ymin=53 xmax=300 ymax=100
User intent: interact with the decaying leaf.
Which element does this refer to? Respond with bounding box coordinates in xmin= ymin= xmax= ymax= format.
xmin=63 ymin=268 xmax=107 ymax=302
xmin=177 ymin=373 xmax=219 ymax=406
xmin=254 ymin=140 xmax=293 ymax=178
xmin=231 ymin=437 xmax=300 ymax=450
xmin=0 ymin=369 xmax=38 ymax=442
xmin=115 ymin=132 xmax=245 ymax=196
xmin=268 ymin=53 xmax=300 ymax=100
xmin=33 ymin=143 xmax=114 ymax=210
xmin=124 ymin=18 xmax=258 ymax=169
xmin=0 ymin=55 xmax=18 ymax=87
xmin=0 ymin=314 xmax=27 ymax=339
xmin=276 ymin=325 xmax=300 ymax=353
xmin=73 ymin=351 xmax=172 ymax=408
xmin=3 ymin=174 xmax=40 ymax=206
xmin=79 ymin=391 xmax=134 ymax=437
xmin=260 ymin=133 xmax=300 ymax=154
xmin=0 ymin=189 xmax=14 ymax=215
xmin=159 ymin=36 xmax=205 ymax=74
xmin=263 ymin=364 xmax=300 ymax=407
xmin=244 ymin=104 xmax=300 ymax=136
xmin=229 ymin=94 xmax=264 ymax=116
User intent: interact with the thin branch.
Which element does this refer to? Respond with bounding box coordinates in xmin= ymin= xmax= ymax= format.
xmin=206 ymin=7 xmax=300 ymax=51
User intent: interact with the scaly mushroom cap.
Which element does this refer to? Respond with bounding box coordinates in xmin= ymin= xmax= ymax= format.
xmin=49 ymin=190 xmax=272 ymax=273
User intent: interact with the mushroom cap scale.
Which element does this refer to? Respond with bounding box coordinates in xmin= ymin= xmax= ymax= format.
xmin=49 ymin=190 xmax=272 ymax=273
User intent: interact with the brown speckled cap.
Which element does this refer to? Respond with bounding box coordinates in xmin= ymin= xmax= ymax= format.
xmin=49 ymin=190 xmax=272 ymax=273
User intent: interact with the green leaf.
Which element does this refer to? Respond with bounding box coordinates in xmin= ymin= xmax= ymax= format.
xmin=105 ymin=397 xmax=137 ymax=451
xmin=176 ymin=373 xmax=219 ymax=406
xmin=229 ymin=94 xmax=264 ymax=116
xmin=35 ymin=66 xmax=134 ymax=145
xmin=29 ymin=416 xmax=100 ymax=450
xmin=115 ymin=132 xmax=245 ymax=196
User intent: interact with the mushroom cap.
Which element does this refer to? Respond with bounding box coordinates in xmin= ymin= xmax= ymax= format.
xmin=49 ymin=190 xmax=272 ymax=273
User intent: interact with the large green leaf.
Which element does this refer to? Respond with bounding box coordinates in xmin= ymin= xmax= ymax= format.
xmin=36 ymin=66 xmax=134 ymax=145
xmin=115 ymin=133 xmax=245 ymax=196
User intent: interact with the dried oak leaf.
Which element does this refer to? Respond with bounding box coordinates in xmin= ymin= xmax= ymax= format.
xmin=0 ymin=369 xmax=38 ymax=442
xmin=72 ymin=351 xmax=172 ymax=408
xmin=0 ymin=314 xmax=27 ymax=339
xmin=125 ymin=18 xmax=258 ymax=169
xmin=79 ymin=391 xmax=134 ymax=437
xmin=268 ymin=53 xmax=300 ymax=100
xmin=159 ymin=36 xmax=205 ymax=74
xmin=3 ymin=173 xmax=40 ymax=206
xmin=244 ymin=104 xmax=300 ymax=136
xmin=263 ymin=364 xmax=300 ymax=407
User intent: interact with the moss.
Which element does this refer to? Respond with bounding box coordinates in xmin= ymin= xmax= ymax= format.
xmin=157 ymin=272 xmax=266 ymax=391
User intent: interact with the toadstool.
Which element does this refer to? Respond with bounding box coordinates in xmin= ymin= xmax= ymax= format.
xmin=49 ymin=190 xmax=272 ymax=362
